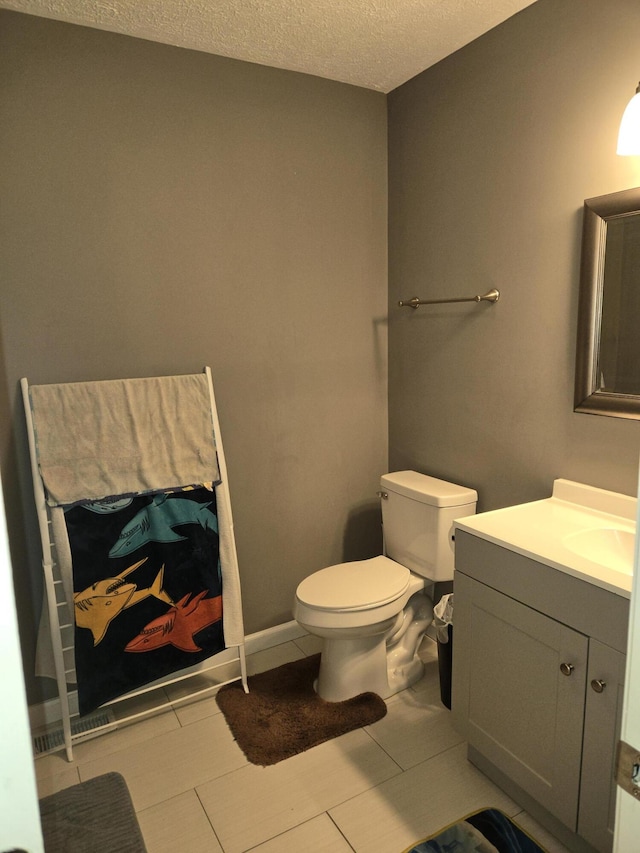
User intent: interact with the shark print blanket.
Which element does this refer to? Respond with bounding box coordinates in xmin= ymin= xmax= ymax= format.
xmin=65 ymin=487 xmax=225 ymax=716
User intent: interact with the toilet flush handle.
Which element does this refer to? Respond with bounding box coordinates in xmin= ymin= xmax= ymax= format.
xmin=377 ymin=491 xmax=388 ymax=499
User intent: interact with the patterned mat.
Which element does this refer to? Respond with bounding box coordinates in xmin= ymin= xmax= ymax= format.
xmin=403 ymin=808 xmax=547 ymax=852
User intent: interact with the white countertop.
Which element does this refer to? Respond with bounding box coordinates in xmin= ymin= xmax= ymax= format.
xmin=454 ymin=479 xmax=637 ymax=599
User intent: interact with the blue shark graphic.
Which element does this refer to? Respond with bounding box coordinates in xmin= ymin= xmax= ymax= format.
xmin=109 ymin=494 xmax=218 ymax=558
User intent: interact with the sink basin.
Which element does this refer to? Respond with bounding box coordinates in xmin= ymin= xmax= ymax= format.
xmin=563 ymin=528 xmax=635 ymax=575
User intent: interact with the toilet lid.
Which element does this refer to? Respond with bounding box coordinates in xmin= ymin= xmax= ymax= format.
xmin=296 ymin=556 xmax=410 ymax=611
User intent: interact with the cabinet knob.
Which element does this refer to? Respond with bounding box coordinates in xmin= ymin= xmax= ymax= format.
xmin=591 ymin=679 xmax=607 ymax=693
xmin=560 ymin=662 xmax=574 ymax=676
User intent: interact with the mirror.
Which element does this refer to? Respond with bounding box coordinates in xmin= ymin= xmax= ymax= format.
xmin=574 ymin=186 xmax=640 ymax=419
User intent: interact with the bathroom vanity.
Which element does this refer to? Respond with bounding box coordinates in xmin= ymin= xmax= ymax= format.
xmin=451 ymin=480 xmax=636 ymax=853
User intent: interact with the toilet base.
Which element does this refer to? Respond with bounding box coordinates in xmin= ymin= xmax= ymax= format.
xmin=314 ymin=633 xmax=426 ymax=702
xmin=312 ymin=591 xmax=433 ymax=702
xmin=316 ymin=630 xmax=392 ymax=702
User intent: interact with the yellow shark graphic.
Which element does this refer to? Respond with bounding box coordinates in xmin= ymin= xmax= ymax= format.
xmin=74 ymin=558 xmax=174 ymax=646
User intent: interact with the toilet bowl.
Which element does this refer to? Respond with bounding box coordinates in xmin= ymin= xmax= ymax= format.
xmin=293 ymin=471 xmax=477 ymax=702
xmin=295 ymin=556 xmax=431 ymax=700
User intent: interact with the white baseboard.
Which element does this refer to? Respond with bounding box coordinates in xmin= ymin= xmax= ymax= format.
xmin=29 ymin=619 xmax=306 ymax=732
xmin=243 ymin=619 xmax=306 ymax=654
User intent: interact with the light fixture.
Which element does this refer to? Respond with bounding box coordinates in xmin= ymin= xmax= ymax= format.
xmin=617 ymin=81 xmax=640 ymax=155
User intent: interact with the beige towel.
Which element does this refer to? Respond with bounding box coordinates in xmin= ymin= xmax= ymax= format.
xmin=29 ymin=374 xmax=220 ymax=506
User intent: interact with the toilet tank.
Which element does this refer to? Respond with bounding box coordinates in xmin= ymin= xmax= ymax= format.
xmin=380 ymin=471 xmax=477 ymax=581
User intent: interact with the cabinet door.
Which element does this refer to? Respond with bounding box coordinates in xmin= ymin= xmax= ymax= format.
xmin=578 ymin=640 xmax=625 ymax=853
xmin=452 ymin=572 xmax=588 ymax=830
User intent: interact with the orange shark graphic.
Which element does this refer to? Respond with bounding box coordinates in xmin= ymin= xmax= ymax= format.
xmin=74 ymin=559 xmax=174 ymax=646
xmin=124 ymin=591 xmax=222 ymax=653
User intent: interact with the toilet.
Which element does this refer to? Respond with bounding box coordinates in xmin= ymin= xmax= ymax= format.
xmin=293 ymin=470 xmax=477 ymax=702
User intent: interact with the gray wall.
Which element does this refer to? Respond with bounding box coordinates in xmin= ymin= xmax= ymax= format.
xmin=5 ymin=0 xmax=640 ymax=709
xmin=0 ymin=11 xmax=388 ymax=704
xmin=388 ymin=0 xmax=640 ymax=513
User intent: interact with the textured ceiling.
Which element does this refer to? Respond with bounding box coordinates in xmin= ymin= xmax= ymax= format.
xmin=0 ymin=0 xmax=538 ymax=92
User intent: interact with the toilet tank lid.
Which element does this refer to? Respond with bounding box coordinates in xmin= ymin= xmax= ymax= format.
xmin=381 ymin=471 xmax=477 ymax=507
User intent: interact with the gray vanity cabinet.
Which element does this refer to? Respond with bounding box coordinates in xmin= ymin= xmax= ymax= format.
xmin=579 ymin=639 xmax=626 ymax=853
xmin=452 ymin=531 xmax=628 ymax=853
xmin=453 ymin=571 xmax=588 ymax=827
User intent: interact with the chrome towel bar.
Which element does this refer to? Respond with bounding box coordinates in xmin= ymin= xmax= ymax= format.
xmin=398 ymin=288 xmax=500 ymax=309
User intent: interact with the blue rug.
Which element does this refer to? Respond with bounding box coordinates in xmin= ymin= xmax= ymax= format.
xmin=403 ymin=808 xmax=547 ymax=852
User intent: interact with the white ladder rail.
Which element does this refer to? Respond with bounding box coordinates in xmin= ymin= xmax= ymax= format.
xmin=21 ymin=377 xmax=75 ymax=761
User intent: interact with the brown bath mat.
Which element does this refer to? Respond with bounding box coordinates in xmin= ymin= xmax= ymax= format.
xmin=216 ymin=653 xmax=387 ymax=766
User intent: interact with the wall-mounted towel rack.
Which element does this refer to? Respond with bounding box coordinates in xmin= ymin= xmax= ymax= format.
xmin=398 ymin=288 xmax=500 ymax=309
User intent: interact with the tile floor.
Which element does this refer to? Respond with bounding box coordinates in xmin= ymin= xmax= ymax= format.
xmin=34 ymin=636 xmax=572 ymax=853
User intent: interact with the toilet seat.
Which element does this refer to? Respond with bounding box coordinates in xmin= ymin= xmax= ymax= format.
xmin=296 ymin=556 xmax=410 ymax=612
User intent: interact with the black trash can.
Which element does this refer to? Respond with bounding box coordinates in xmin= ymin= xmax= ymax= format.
xmin=437 ymin=624 xmax=453 ymax=709
xmin=434 ymin=593 xmax=454 ymax=709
